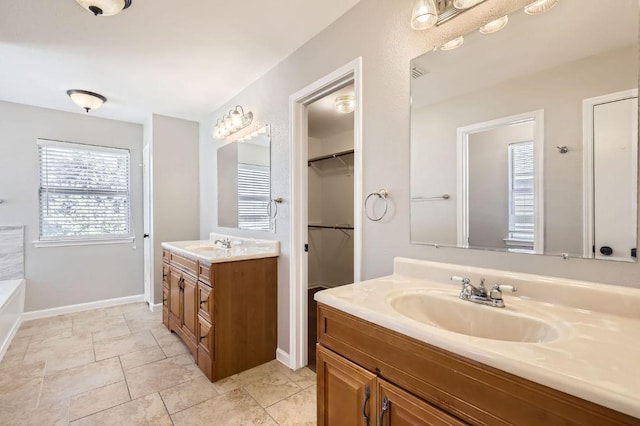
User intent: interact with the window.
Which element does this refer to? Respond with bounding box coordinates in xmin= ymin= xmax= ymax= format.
xmin=237 ymin=163 xmax=270 ymax=231
xmin=508 ymin=141 xmax=535 ymax=243
xmin=38 ymin=139 xmax=132 ymax=243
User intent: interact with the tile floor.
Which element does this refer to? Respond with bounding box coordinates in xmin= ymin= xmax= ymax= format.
xmin=0 ymin=303 xmax=317 ymax=426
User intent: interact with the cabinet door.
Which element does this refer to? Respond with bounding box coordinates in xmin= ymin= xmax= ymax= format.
xmin=317 ymin=345 xmax=376 ymax=426
xmin=169 ymin=270 xmax=182 ymax=323
xmin=378 ymin=378 xmax=466 ymax=426
xmin=181 ymin=274 xmax=197 ymax=341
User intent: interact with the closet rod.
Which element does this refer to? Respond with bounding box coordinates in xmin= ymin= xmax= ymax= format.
xmin=308 ymin=149 xmax=354 ymax=166
xmin=308 ymin=225 xmax=354 ymax=230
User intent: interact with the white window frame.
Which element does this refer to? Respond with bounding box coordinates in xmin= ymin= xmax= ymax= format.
xmin=34 ymin=139 xmax=134 ymax=248
xmin=237 ymin=162 xmax=271 ymax=231
xmin=507 ymin=141 xmax=535 ymax=246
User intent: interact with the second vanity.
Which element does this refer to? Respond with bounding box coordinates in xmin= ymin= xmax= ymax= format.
xmin=315 ymin=258 xmax=640 ymax=425
xmin=161 ymin=233 xmax=279 ymax=382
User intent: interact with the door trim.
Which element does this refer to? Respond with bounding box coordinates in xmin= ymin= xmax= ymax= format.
xmin=288 ymin=57 xmax=363 ymax=370
xmin=582 ymin=89 xmax=638 ymax=259
xmin=142 ymin=143 xmax=154 ymax=307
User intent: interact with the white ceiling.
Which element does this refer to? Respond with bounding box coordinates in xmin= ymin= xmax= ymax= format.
xmin=0 ymin=0 xmax=361 ymax=124
xmin=308 ymin=85 xmax=355 ymax=139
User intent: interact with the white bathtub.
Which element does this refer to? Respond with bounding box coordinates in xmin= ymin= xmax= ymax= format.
xmin=0 ymin=279 xmax=25 ymax=360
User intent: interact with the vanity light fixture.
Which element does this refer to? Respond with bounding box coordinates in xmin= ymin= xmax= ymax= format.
xmin=66 ymin=90 xmax=107 ymax=112
xmin=335 ymin=95 xmax=356 ymax=114
xmin=524 ymin=0 xmax=559 ymax=15
xmin=73 ymin=0 xmax=132 ymax=16
xmin=410 ymin=0 xmax=438 ymax=30
xmin=479 ymin=15 xmax=509 ymax=34
xmin=212 ymin=105 xmax=253 ymax=139
xmin=453 ymin=0 xmax=485 ymax=9
xmin=439 ymin=36 xmax=464 ymax=51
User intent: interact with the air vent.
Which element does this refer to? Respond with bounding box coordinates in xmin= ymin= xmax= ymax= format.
xmin=412 ymin=66 xmax=426 ymax=79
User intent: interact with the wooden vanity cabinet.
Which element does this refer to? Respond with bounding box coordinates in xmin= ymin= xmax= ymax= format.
xmin=162 ymin=249 xmax=277 ymax=382
xmin=161 ymin=264 xmax=170 ymax=327
xmin=317 ymin=304 xmax=640 ymax=426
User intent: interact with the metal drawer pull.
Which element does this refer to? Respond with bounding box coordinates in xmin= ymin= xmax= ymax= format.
xmin=379 ymin=396 xmax=388 ymax=426
xmin=199 ymin=334 xmax=207 ymax=342
xmin=199 ymin=299 xmax=207 ymax=307
xmin=362 ymin=385 xmax=371 ymax=426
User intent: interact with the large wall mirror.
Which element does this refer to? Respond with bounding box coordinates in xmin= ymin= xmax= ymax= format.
xmin=217 ymin=125 xmax=273 ymax=232
xmin=410 ymin=0 xmax=638 ymax=262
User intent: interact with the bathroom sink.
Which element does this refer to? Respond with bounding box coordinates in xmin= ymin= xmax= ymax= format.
xmin=183 ymin=244 xmax=269 ymax=259
xmin=388 ymin=290 xmax=558 ymax=343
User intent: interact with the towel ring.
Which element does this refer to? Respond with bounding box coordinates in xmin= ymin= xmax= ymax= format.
xmin=267 ymin=198 xmax=283 ymax=219
xmin=364 ymin=190 xmax=389 ymax=222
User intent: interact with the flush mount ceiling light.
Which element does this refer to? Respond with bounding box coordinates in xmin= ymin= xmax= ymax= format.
xmin=335 ymin=95 xmax=356 ymax=114
xmin=212 ymin=105 xmax=253 ymax=139
xmin=439 ymin=36 xmax=464 ymax=51
xmin=66 ymin=90 xmax=107 ymax=112
xmin=479 ymin=15 xmax=509 ymax=34
xmin=410 ymin=0 xmax=438 ymax=30
xmin=524 ymin=0 xmax=559 ymax=15
xmin=74 ymin=0 xmax=132 ymax=16
xmin=453 ymin=0 xmax=485 ymax=9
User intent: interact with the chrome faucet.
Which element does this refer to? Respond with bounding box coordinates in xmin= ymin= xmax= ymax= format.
xmin=450 ymin=276 xmax=517 ymax=308
xmin=214 ymin=238 xmax=232 ymax=249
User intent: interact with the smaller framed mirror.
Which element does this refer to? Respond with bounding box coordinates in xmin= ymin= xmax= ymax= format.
xmin=217 ymin=125 xmax=273 ymax=232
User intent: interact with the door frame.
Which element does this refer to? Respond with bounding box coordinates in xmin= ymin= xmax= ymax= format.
xmin=582 ymin=88 xmax=638 ymax=259
xmin=288 ymin=57 xmax=363 ymax=370
xmin=456 ymin=110 xmax=545 ymax=253
xmin=142 ymin=143 xmax=154 ymax=308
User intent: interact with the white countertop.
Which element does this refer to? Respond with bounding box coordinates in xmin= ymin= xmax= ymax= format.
xmin=315 ymin=258 xmax=640 ymax=419
xmin=161 ymin=233 xmax=279 ymax=264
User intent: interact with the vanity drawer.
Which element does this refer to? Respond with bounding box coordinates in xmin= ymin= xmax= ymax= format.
xmin=170 ymin=252 xmax=198 ymax=277
xmin=198 ymin=282 xmax=213 ymax=323
xmin=198 ymin=263 xmax=212 ymax=285
xmin=162 ymin=265 xmax=170 ymax=289
xmin=163 ymin=249 xmax=170 ymax=262
xmin=197 ymin=317 xmax=215 ymax=381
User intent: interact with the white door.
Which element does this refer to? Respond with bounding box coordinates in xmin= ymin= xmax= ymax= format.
xmin=142 ymin=144 xmax=153 ymax=305
xmin=593 ymin=96 xmax=638 ymax=261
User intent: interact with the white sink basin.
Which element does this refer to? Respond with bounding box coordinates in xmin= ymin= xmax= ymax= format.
xmin=183 ymin=244 xmax=269 ymax=259
xmin=388 ymin=290 xmax=558 ymax=343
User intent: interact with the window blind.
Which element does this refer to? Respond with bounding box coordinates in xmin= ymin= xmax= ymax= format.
xmin=237 ymin=163 xmax=270 ymax=231
xmin=38 ymin=139 xmax=132 ymax=241
xmin=508 ymin=141 xmax=535 ymax=242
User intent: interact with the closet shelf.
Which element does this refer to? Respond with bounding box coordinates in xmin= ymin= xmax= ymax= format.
xmin=307 ymin=149 xmax=354 ymax=166
xmin=308 ymin=224 xmax=354 ymax=230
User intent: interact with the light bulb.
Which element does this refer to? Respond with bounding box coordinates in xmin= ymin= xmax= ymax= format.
xmin=524 ymin=0 xmax=559 ymax=15
xmin=410 ymin=0 xmax=438 ymax=30
xmin=453 ymin=0 xmax=484 ymax=9
xmin=224 ymin=115 xmax=234 ymax=131
xmin=479 ymin=15 xmax=508 ymax=34
xmin=439 ymin=36 xmax=464 ymax=51
xmin=231 ymin=110 xmax=243 ymax=128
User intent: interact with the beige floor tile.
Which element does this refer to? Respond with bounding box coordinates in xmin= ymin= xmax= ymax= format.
xmin=0 ymin=335 xmax=31 ymax=370
xmin=159 ymin=376 xmax=218 ymax=414
xmin=266 ymin=385 xmax=317 ymax=426
xmin=39 ymin=357 xmax=124 ymax=407
xmin=16 ymin=316 xmax=72 ymax=339
xmin=160 ymin=339 xmax=190 ymax=357
xmin=93 ymin=323 xmax=131 ymax=343
xmin=0 ymin=360 xmax=45 ymax=395
xmin=119 ymin=346 xmax=166 ymax=370
xmin=276 ymin=365 xmax=317 ymax=389
xmin=5 ymin=398 xmax=70 ymax=426
xmin=244 ymin=371 xmax=302 ymax=408
xmin=23 ymin=334 xmax=95 ymax=373
xmin=93 ymin=330 xmax=158 ymax=361
xmin=125 ymin=354 xmax=203 ymax=399
xmin=99 ymin=303 xmax=150 ymax=318
xmin=70 ymin=392 xmax=171 ymax=426
xmin=69 ymin=380 xmax=131 ymax=421
xmin=0 ymin=362 xmax=45 ymax=418
xmin=73 ymin=313 xmax=127 ymax=336
xmin=126 ymin=316 xmax=162 ymax=333
xmin=171 ymin=388 xmax=276 ymax=426
xmin=212 ymin=359 xmax=279 ymax=394
xmin=149 ymin=324 xmax=181 ymax=346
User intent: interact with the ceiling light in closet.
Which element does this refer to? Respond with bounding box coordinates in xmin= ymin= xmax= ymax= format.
xmin=66 ymin=90 xmax=107 ymax=112
xmin=439 ymin=36 xmax=464 ymax=51
xmin=410 ymin=0 xmax=438 ymax=30
xmin=73 ymin=0 xmax=132 ymax=16
xmin=213 ymin=105 xmax=253 ymax=139
xmin=479 ymin=15 xmax=509 ymax=34
xmin=453 ymin=0 xmax=485 ymax=9
xmin=335 ymin=95 xmax=355 ymax=114
xmin=524 ymin=0 xmax=559 ymax=15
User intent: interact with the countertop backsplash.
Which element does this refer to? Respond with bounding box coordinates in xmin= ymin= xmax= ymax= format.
xmin=0 ymin=226 xmax=24 ymax=280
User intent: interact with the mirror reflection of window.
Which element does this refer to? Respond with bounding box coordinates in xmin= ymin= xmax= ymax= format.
xmin=507 ymin=141 xmax=535 ymax=251
xmin=237 ymin=163 xmax=270 ymax=231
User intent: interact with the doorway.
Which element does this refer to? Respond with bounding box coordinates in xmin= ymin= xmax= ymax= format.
xmin=142 ymin=144 xmax=153 ymax=308
xmin=288 ymin=58 xmax=363 ymax=371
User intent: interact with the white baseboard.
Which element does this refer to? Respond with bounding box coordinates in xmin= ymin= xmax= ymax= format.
xmin=22 ymin=294 xmax=145 ymax=321
xmin=149 ymin=303 xmax=162 ymax=312
xmin=0 ymin=316 xmax=23 ymax=362
xmin=276 ymin=348 xmax=291 ymax=369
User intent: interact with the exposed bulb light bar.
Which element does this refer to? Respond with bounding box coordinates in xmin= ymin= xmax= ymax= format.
xmin=453 ymin=0 xmax=485 ymax=9
xmin=410 ymin=0 xmax=438 ymax=30
xmin=212 ymin=105 xmax=253 ymax=139
xmin=74 ymin=0 xmax=132 ymax=16
xmin=335 ymin=95 xmax=355 ymax=114
xmin=479 ymin=15 xmax=509 ymax=34
xmin=439 ymin=36 xmax=464 ymax=51
xmin=66 ymin=90 xmax=107 ymax=112
xmin=524 ymin=0 xmax=559 ymax=15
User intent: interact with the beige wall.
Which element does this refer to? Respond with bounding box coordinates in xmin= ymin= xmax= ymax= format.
xmin=199 ymin=0 xmax=640 ymax=356
xmin=0 ymin=100 xmax=143 ymax=311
